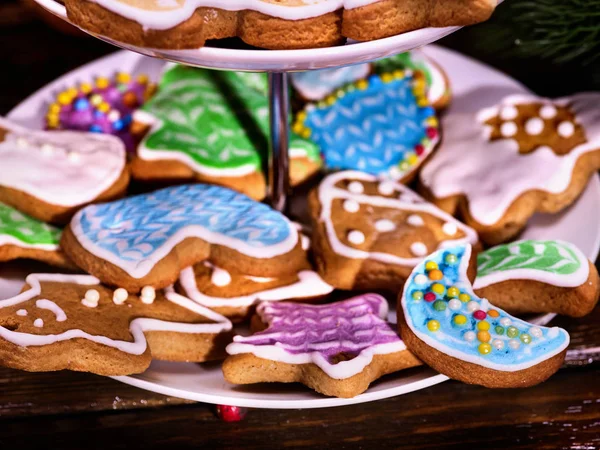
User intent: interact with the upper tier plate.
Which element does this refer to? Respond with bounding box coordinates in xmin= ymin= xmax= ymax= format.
xmin=33 ymin=0 xmax=467 ymax=71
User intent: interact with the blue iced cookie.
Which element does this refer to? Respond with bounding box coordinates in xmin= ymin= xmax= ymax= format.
xmin=398 ymin=244 xmax=569 ymax=388
xmin=293 ymin=72 xmax=439 ymax=182
xmin=63 ymin=184 xmax=305 ymax=292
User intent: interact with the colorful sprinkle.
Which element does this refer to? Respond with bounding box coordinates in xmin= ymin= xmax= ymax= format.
xmin=433 ymin=300 xmax=447 ymax=311
xmin=488 ymin=309 xmax=500 ymax=318
xmin=478 ymin=343 xmax=492 ymax=355
xmin=424 ymin=292 xmax=436 ymax=302
xmin=454 ymin=314 xmax=467 ymax=326
xmin=477 ymin=321 xmax=490 ymax=331
xmin=412 ymin=291 xmax=423 ymax=301
xmin=459 ymin=293 xmax=470 ymax=303
xmin=473 ymin=310 xmax=487 ymax=320
xmin=425 ymin=261 xmax=438 ymax=271
xmin=507 ymin=326 xmax=519 ymax=338
xmin=477 ymin=330 xmax=491 ymax=342
xmin=427 ymin=320 xmax=440 ymax=332
xmin=447 ymin=286 xmax=459 ymax=298
xmin=428 ymin=269 xmax=443 ymax=281
xmin=431 ymin=283 xmax=445 ymax=295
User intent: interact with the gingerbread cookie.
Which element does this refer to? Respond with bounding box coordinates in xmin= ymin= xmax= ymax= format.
xmin=177 ymin=262 xmax=333 ymax=322
xmin=0 ymin=203 xmax=74 ymax=269
xmin=0 ymin=274 xmax=233 ymax=375
xmin=0 ymin=117 xmax=129 ymax=225
xmin=131 ymin=64 xmax=321 ymax=199
xmin=62 ymin=184 xmax=307 ymax=292
xmin=398 ymin=244 xmax=569 ymax=388
xmin=291 ymin=64 xmax=372 ymax=102
xmin=46 ymin=72 xmax=156 ymax=152
xmin=223 ymin=294 xmax=421 ymax=398
xmin=293 ymin=71 xmax=439 ymax=182
xmin=64 ymin=0 xmax=496 ymax=50
xmin=474 ymin=240 xmax=600 ymax=318
xmin=419 ymin=94 xmax=600 ymax=245
xmin=308 ymin=171 xmax=479 ymax=291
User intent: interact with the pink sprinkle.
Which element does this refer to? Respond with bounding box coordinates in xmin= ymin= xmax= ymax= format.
xmin=473 ymin=310 xmax=487 ymax=320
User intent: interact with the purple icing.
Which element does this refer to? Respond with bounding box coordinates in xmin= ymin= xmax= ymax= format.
xmin=236 ymin=294 xmax=400 ymax=362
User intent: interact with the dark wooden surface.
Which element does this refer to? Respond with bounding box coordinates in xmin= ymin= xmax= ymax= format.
xmin=2 ymin=1 xmax=600 ymax=448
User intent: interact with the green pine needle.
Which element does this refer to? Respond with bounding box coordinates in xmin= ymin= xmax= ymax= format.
xmin=510 ymin=0 xmax=600 ymax=63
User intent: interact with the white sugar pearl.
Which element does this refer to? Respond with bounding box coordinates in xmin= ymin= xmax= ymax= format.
xmin=500 ymin=122 xmax=517 ymax=137
xmin=343 ymin=199 xmax=360 ymax=213
xmin=500 ymin=105 xmax=518 ymax=120
xmin=500 ymin=317 xmax=512 ymax=327
xmin=347 ymin=230 xmax=365 ymax=245
xmin=67 ymin=151 xmax=81 ymax=163
xmin=407 ymin=215 xmax=424 ymax=227
xmin=140 ymin=286 xmax=156 ymax=304
xmin=211 ymin=268 xmax=232 ymax=287
xmin=410 ymin=242 xmax=428 ymax=256
xmin=375 ymin=219 xmax=396 ymax=232
xmin=16 ymin=309 xmax=27 ymax=316
xmin=414 ymin=274 xmax=428 ymax=285
xmin=108 ymin=110 xmax=121 ymax=122
xmin=492 ymin=339 xmax=504 ymax=350
xmin=16 ymin=137 xmax=29 ymax=148
xmin=40 ymin=143 xmax=54 ymax=155
xmin=442 ymin=222 xmax=457 ymax=236
xmin=33 ymin=318 xmax=44 ymax=328
xmin=113 ymin=288 xmax=128 ymax=305
xmin=467 ymin=301 xmax=479 ymax=313
xmin=557 ymin=121 xmax=575 ymax=138
xmin=378 ymin=181 xmax=395 ymax=196
xmin=464 ymin=331 xmax=476 ymax=342
xmin=347 ymin=181 xmax=364 ymax=194
xmin=539 ymin=104 xmax=557 ymax=119
xmin=448 ymin=299 xmax=462 ymax=311
xmin=508 ymin=339 xmax=521 ymax=350
xmin=85 ymin=289 xmax=100 ymax=303
xmin=529 ymin=327 xmax=543 ymax=339
xmin=525 ymin=117 xmax=544 ymax=135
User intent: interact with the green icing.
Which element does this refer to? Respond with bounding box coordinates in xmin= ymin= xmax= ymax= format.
xmin=140 ymin=65 xmax=320 ymax=172
xmin=477 ymin=240 xmax=584 ymax=277
xmin=0 ymin=203 xmax=61 ymax=246
xmin=374 ymin=52 xmax=434 ymax=87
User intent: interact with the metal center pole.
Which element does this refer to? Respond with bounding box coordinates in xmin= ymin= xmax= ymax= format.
xmin=267 ymin=72 xmax=290 ymax=213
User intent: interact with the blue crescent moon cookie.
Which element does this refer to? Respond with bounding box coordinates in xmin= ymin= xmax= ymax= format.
xmin=399 ymin=244 xmax=569 ymax=388
xmin=63 ymin=184 xmax=306 ymax=292
xmin=293 ymin=71 xmax=439 ymax=183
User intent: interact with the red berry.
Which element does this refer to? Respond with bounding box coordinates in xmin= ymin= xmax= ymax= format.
xmin=424 ymin=292 xmax=436 ymax=302
xmin=216 ymin=405 xmax=248 ymax=422
xmin=426 ymin=127 xmax=438 ymax=139
xmin=415 ymin=144 xmax=425 ymax=155
xmin=473 ymin=310 xmax=487 ymax=320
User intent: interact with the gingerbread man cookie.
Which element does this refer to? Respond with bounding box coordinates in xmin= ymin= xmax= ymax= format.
xmin=474 ymin=240 xmax=600 ymax=318
xmin=0 ymin=117 xmax=129 ymax=225
xmin=419 ymin=94 xmax=600 ymax=244
xmin=62 ymin=184 xmax=307 ymax=292
xmin=64 ymin=0 xmax=496 ymax=50
xmin=308 ymin=171 xmax=479 ymax=291
xmin=0 ymin=203 xmax=74 ymax=269
xmin=398 ymin=244 xmax=569 ymax=388
xmin=0 ymin=274 xmax=233 ymax=375
xmin=131 ymin=64 xmax=321 ymax=199
xmin=223 ymin=294 xmax=421 ymax=398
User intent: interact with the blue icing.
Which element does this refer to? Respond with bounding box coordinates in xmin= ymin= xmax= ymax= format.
xmin=74 ymin=184 xmax=295 ymax=277
xmin=402 ymin=245 xmax=569 ymax=371
xmin=302 ymin=74 xmax=435 ymax=176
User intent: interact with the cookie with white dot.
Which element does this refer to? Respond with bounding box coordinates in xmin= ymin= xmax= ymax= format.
xmin=419 ymin=93 xmax=600 ymax=245
xmin=0 ymin=117 xmax=130 ymax=225
xmin=308 ymin=171 xmax=480 ymax=291
xmin=474 ymin=239 xmax=600 ymax=318
xmin=176 ymin=261 xmax=333 ymax=323
xmin=398 ymin=244 xmax=569 ymax=388
xmin=0 ymin=273 xmax=233 ymax=375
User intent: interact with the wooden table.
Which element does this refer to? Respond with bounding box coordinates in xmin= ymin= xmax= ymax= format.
xmin=1 ymin=2 xmax=600 ymax=448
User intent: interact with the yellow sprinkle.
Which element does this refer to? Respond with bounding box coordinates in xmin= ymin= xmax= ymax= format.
xmin=96 ymin=77 xmax=110 ymax=89
xmin=381 ymin=73 xmax=394 ymax=84
xmin=116 ymin=72 xmax=131 ymax=84
xmin=407 ymin=153 xmax=419 ymax=165
xmin=425 ymin=261 xmax=438 ymax=271
xmin=356 ymin=79 xmax=368 ymax=91
xmin=292 ymin=123 xmax=304 ymax=135
xmin=301 ymin=128 xmax=312 ymax=139
xmin=325 ymin=95 xmax=336 ymax=106
xmin=97 ymin=103 xmax=110 ymax=113
xmin=393 ymin=70 xmax=404 ymax=79
xmin=431 ymin=283 xmax=445 ymax=295
xmin=336 ymin=89 xmax=345 ymax=98
xmin=459 ymin=293 xmax=471 ymax=303
xmin=79 ymin=82 xmax=93 ymax=94
xmin=296 ymin=111 xmax=307 ymax=123
xmin=57 ymin=92 xmax=72 ymax=105
xmin=426 ymin=117 xmax=439 ymax=127
xmin=90 ymin=95 xmax=103 ymax=106
xmin=417 ymin=98 xmax=429 ymax=108
xmin=317 ymin=101 xmax=326 ymax=109
xmin=46 ymin=116 xmax=59 ymax=127
xmin=136 ymin=74 xmax=149 ymax=84
xmin=48 ymin=103 xmax=61 ymax=114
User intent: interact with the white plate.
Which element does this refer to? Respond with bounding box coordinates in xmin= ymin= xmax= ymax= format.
xmin=4 ymin=46 xmax=600 ymax=409
xmin=33 ymin=0 xmax=467 ymax=71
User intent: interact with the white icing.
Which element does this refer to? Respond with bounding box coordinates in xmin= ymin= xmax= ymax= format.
xmin=558 ymin=121 xmax=575 ymax=138
xmin=208 ymin=264 xmax=232 ymax=287
xmin=442 ymin=222 xmax=457 ymax=236
xmin=474 ymin=239 xmax=589 ymax=289
xmin=540 ymin=104 xmax=557 ymax=119
xmin=500 ymin=105 xmax=518 ymax=120
xmin=0 ymin=118 xmax=126 ymax=207
xmin=113 ymin=288 xmax=129 ymax=305
xmin=88 ymin=0 xmax=384 ymax=30
xmin=180 ymin=268 xmax=333 ymax=308
xmin=33 ymin=318 xmax=43 ymax=328
xmin=406 ymin=214 xmax=424 ymax=227
xmin=16 ymin=309 xmax=27 ymax=316
xmin=343 ymin=199 xmax=360 ymax=213
xmin=525 ymin=117 xmax=544 ymax=136
xmin=301 ymin=234 xmax=310 ymax=251
xmin=0 ymin=274 xmax=232 ymax=354
xmin=347 ymin=230 xmax=365 ymax=245
xmin=140 ymin=286 xmax=156 ymax=304
xmin=36 ymin=299 xmax=67 ymax=322
xmin=410 ymin=242 xmax=427 ymax=256
xmin=347 ymin=181 xmax=364 ymax=194
xmin=374 ymin=219 xmax=395 ymax=232
xmin=377 ymin=181 xmax=395 ymax=196
xmin=81 ymin=289 xmax=100 ymax=308
xmin=318 ymin=171 xmax=478 ymax=266
xmin=420 ymin=93 xmax=600 ymax=226
xmin=500 ymin=121 xmax=517 ymax=137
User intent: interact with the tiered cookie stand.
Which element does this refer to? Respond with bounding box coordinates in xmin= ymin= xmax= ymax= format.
xmin=32 ymin=0 xmax=464 ymax=211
